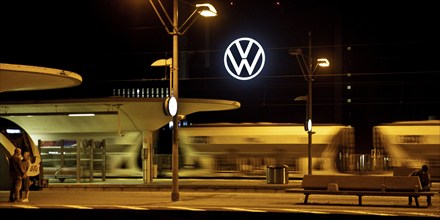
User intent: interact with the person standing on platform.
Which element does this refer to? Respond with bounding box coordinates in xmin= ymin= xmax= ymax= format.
xmin=8 ymin=148 xmax=26 ymax=202
xmin=20 ymin=151 xmax=32 ymax=202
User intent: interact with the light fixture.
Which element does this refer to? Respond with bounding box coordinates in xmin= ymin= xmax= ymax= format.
xmin=288 ymin=48 xmax=303 ymax=56
xmin=294 ymin=96 xmax=308 ymax=102
xmin=6 ymin=129 xmax=21 ymax=134
xmin=149 ymin=0 xmax=218 ymax=201
xmin=152 ymin=58 xmax=173 ymax=95
xmin=306 ymin=119 xmax=313 ymax=132
xmin=0 ymin=111 xmax=118 ymax=117
xmin=289 ymin=31 xmax=330 ymax=175
xmin=317 ymin=58 xmax=330 ymax=67
xmin=149 ymin=1 xmax=217 ymax=35
xmin=151 ymin=58 xmax=172 ymax=67
xmin=68 ymin=113 xmax=96 ymax=117
xmin=196 ymin=3 xmax=217 ymax=17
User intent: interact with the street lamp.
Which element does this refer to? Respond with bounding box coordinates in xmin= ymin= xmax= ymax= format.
xmin=149 ymin=0 xmax=217 ymax=201
xmin=151 ymin=58 xmax=173 ymax=93
xmin=289 ymin=31 xmax=330 ymax=175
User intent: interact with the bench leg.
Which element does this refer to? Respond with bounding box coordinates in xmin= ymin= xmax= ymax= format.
xmin=304 ymin=194 xmax=309 ymax=204
xmin=415 ymin=196 xmax=419 ymax=207
xmin=358 ymin=195 xmax=362 ymax=206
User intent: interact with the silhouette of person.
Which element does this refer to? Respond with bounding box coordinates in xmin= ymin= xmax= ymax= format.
xmin=9 ymin=148 xmax=26 ymax=202
xmin=408 ymin=164 xmax=432 ymax=207
xmin=20 ymin=151 xmax=32 ymax=202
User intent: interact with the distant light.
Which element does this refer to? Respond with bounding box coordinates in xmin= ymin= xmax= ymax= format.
xmin=6 ymin=129 xmax=21 ymax=134
xmin=347 ymin=99 xmax=352 ymax=103
xmin=294 ymin=96 xmax=307 ymax=101
xmin=68 ymin=113 xmax=95 ymax=117
xmin=304 ymin=119 xmax=312 ymax=132
xmin=169 ymin=121 xmax=174 ymax=128
xmin=347 ymin=85 xmax=351 ymax=90
xmin=317 ymin=58 xmax=330 ymax=67
xmin=48 ymin=151 xmax=61 ymax=155
xmin=307 ymin=119 xmax=313 ymax=132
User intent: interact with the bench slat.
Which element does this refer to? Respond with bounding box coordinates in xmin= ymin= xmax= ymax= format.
xmin=286 ymin=189 xmax=435 ymax=196
xmin=384 ymin=176 xmax=422 ymax=191
xmin=301 ymin=175 xmax=423 ymax=192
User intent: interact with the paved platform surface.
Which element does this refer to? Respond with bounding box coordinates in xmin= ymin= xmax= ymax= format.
xmin=2 ymin=178 xmax=439 ymax=219
xmin=1 ymin=185 xmax=439 ymax=219
xmin=44 ymin=177 xmax=440 ymax=192
xmin=44 ymin=177 xmax=302 ymax=192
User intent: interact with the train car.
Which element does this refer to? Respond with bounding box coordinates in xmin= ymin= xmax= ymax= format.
xmin=170 ymin=122 xmax=356 ymax=178
xmin=0 ymin=119 xmax=45 ymax=190
xmin=373 ymin=120 xmax=440 ymax=181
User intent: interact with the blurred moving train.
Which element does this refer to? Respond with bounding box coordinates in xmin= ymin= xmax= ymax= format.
xmin=373 ymin=120 xmax=440 ymax=181
xmin=1 ymin=118 xmax=439 ymax=185
xmin=172 ymin=120 xmax=439 ymax=180
xmin=169 ymin=123 xmax=356 ymax=178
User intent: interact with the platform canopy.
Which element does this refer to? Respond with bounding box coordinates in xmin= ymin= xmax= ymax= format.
xmin=0 ymin=63 xmax=240 ymax=133
xmin=0 ymin=63 xmax=83 ymax=93
xmin=0 ymin=97 xmax=241 ymax=133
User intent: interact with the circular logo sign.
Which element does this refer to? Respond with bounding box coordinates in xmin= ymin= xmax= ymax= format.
xmin=224 ymin=37 xmax=265 ymax=80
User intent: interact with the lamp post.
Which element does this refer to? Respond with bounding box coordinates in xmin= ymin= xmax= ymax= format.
xmin=289 ymin=31 xmax=330 ymax=175
xmin=149 ymin=0 xmax=217 ymax=201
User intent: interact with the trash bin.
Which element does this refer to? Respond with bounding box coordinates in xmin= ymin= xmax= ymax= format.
xmin=266 ymin=164 xmax=289 ymax=184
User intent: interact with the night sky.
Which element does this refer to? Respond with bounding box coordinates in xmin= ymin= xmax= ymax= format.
xmin=1 ymin=0 xmax=439 ymax=152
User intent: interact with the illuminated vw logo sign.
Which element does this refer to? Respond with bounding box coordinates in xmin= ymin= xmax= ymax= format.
xmin=224 ymin=37 xmax=265 ymax=80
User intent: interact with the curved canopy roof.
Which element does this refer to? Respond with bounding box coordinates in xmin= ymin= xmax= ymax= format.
xmin=0 ymin=63 xmax=240 ymax=133
xmin=0 ymin=63 xmax=83 ymax=93
xmin=0 ymin=97 xmax=241 ymax=133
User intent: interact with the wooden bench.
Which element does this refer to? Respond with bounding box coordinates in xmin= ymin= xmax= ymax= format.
xmin=285 ymin=175 xmax=436 ymax=207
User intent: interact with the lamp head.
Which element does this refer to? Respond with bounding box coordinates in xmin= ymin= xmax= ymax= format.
xmin=294 ymin=95 xmax=308 ymax=102
xmin=317 ymin=58 xmax=330 ymax=67
xmin=196 ymin=3 xmax=217 ymax=17
xmin=151 ymin=58 xmax=172 ymax=67
xmin=288 ymin=48 xmax=303 ymax=56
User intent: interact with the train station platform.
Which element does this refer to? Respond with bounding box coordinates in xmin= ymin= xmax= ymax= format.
xmin=43 ymin=177 xmax=440 ymax=193
xmin=43 ymin=177 xmax=302 ymax=192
